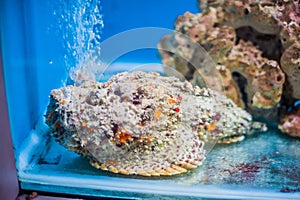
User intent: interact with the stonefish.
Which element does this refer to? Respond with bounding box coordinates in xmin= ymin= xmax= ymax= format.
xmin=46 ymin=71 xmax=265 ymax=176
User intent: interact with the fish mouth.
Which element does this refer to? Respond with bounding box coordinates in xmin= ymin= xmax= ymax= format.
xmin=218 ymin=135 xmax=246 ymax=144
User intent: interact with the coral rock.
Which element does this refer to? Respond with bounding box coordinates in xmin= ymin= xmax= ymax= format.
xmin=226 ymin=40 xmax=285 ymax=111
xmin=280 ymin=42 xmax=300 ymax=99
xmin=159 ymin=0 xmax=300 ymax=138
xmin=279 ymin=104 xmax=300 ymax=137
xmin=158 ymin=8 xmax=285 ymax=120
xmin=199 ymin=0 xmax=280 ymax=34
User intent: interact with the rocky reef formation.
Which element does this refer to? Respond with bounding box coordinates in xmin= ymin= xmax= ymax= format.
xmin=158 ymin=0 xmax=299 ymax=136
xmin=279 ymin=104 xmax=300 ymax=137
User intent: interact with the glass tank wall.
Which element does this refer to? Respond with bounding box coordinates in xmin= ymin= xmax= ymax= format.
xmin=0 ymin=0 xmax=300 ymax=199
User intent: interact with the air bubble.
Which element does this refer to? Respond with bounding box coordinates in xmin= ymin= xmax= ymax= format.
xmin=52 ymin=0 xmax=104 ymax=85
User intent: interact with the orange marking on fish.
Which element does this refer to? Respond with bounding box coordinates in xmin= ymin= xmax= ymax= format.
xmin=146 ymin=135 xmax=153 ymax=142
xmin=87 ymin=128 xmax=94 ymax=134
xmin=168 ymin=98 xmax=176 ymax=104
xmin=206 ymin=122 xmax=216 ymax=131
xmin=82 ymin=121 xmax=87 ymax=127
xmin=197 ymin=132 xmax=202 ymax=137
xmin=116 ymin=130 xmax=133 ymax=144
xmin=61 ymin=99 xmax=66 ymax=105
xmin=154 ymin=109 xmax=162 ymax=120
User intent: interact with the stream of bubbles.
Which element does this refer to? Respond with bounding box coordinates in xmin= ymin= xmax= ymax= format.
xmin=53 ymin=0 xmax=104 ymax=85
